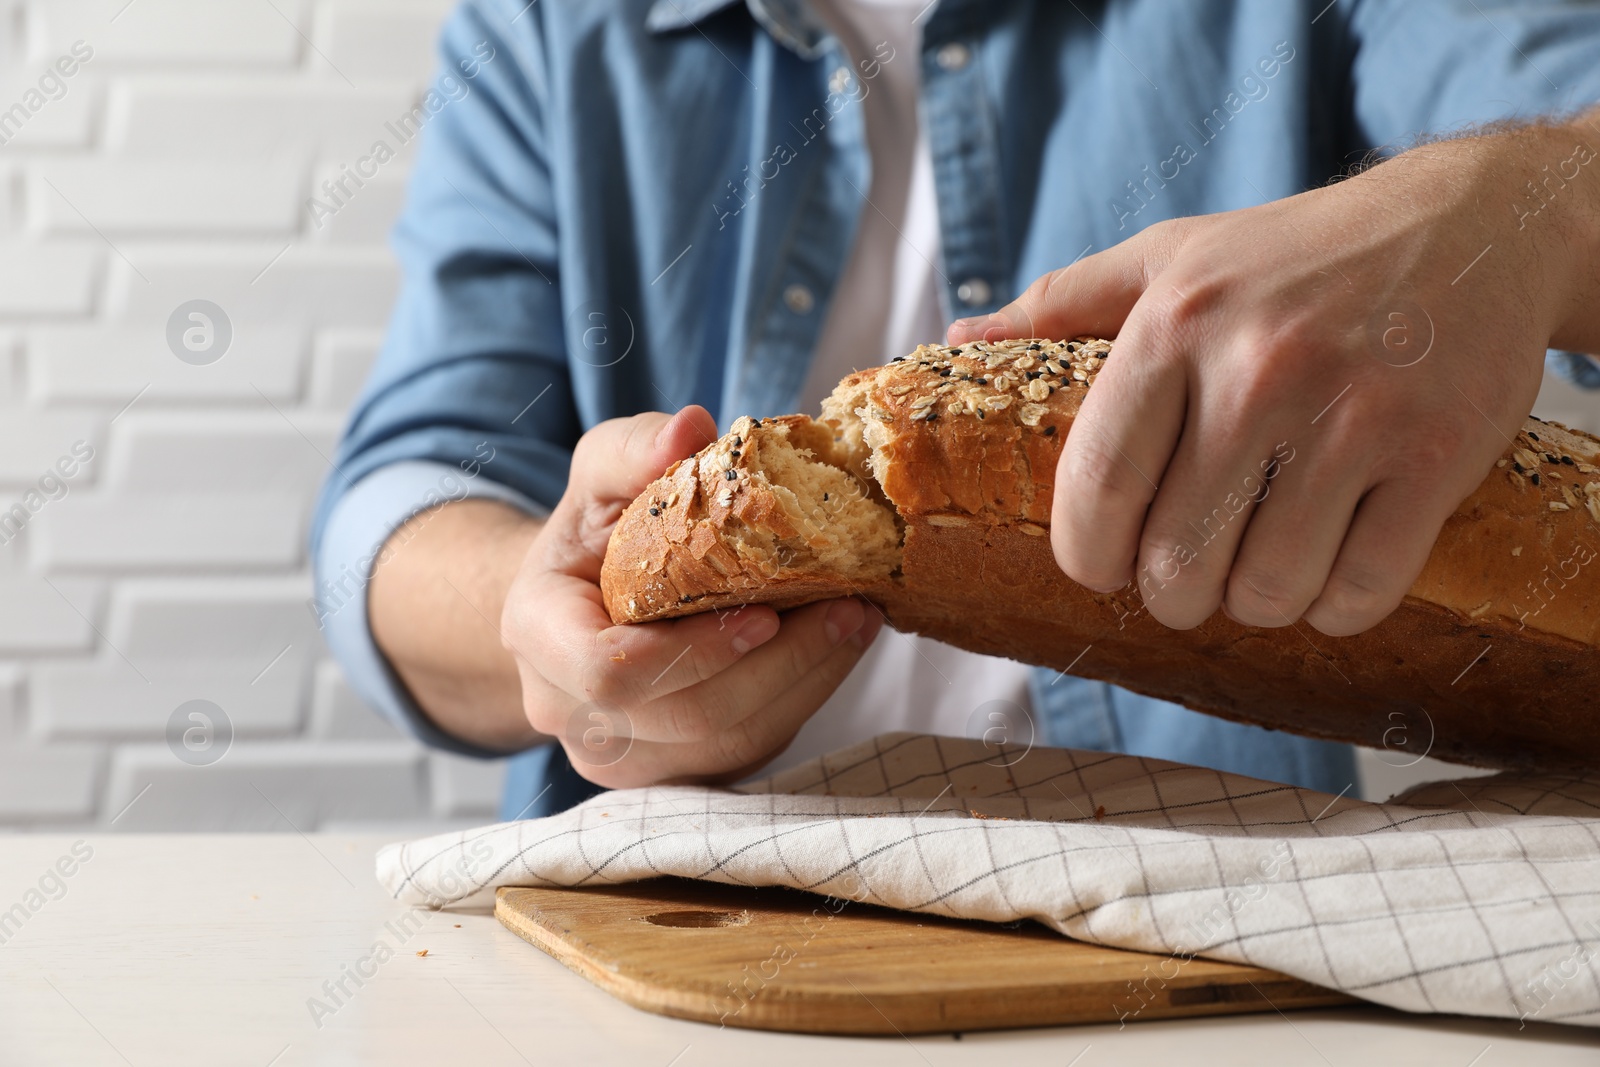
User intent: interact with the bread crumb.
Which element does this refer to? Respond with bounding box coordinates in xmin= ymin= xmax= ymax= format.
xmin=416 ymin=949 xmax=429 ymax=958
xmin=1512 ymin=546 xmax=1523 ymax=556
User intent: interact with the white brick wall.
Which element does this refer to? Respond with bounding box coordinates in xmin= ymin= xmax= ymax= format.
xmin=0 ymin=1 xmax=1596 ymax=831
xmin=27 ymin=160 xmax=305 ymax=235
xmin=0 ymin=0 xmax=505 ymax=832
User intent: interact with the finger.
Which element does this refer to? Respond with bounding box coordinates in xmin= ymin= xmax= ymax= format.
xmin=541 ymin=404 xmax=719 ymax=575
xmin=585 ymin=603 xmax=787 ymax=715
xmin=947 ymin=223 xmax=1179 ymax=345
xmin=591 ymin=611 xmax=885 ymax=788
xmin=626 ymin=598 xmax=875 ymax=744
xmin=1302 ymin=478 xmax=1462 ymax=637
xmin=568 ymin=404 xmax=718 ymax=507
xmin=1222 ymin=442 xmax=1368 ymax=628
xmin=1050 ymin=310 xmax=1189 ymax=593
xmin=517 ymin=570 xmax=783 ymax=710
xmin=672 ymin=612 xmax=884 ymax=780
xmin=1131 ymin=423 xmax=1275 ymax=630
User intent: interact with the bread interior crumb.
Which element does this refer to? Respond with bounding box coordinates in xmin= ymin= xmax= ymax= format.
xmin=822 ymin=376 xmax=900 ymax=494
xmin=741 ymin=417 xmax=901 ymax=579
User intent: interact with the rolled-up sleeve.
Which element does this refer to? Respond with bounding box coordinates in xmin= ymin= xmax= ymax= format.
xmin=1345 ymin=0 xmax=1600 ymax=142
xmin=310 ymin=0 xmax=577 ymax=754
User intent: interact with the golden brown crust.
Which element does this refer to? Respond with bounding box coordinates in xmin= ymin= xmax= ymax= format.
xmin=1412 ymin=419 xmax=1600 ymax=646
xmin=602 ymin=338 xmax=1600 ymax=771
xmin=882 ymin=519 xmax=1599 ymax=772
xmin=823 ymin=338 xmax=1104 ymax=527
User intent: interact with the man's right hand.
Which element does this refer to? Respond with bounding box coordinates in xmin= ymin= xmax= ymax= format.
xmin=501 ymin=406 xmax=882 ymax=788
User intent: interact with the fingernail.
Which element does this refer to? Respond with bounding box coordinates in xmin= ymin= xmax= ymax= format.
xmin=823 ymin=600 xmax=865 ymax=646
xmin=730 ymin=613 xmax=778 ymax=655
xmin=849 ymin=608 xmax=884 ymax=650
xmin=654 ymin=412 xmax=680 ymax=449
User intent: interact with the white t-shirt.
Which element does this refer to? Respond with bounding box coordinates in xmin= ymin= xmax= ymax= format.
xmin=763 ymin=0 xmax=1038 ymax=775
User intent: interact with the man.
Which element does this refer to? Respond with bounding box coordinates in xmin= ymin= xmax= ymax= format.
xmin=313 ymin=0 xmax=1600 ymax=819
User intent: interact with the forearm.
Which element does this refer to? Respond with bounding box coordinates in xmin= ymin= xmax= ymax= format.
xmin=368 ymin=498 xmax=547 ymax=752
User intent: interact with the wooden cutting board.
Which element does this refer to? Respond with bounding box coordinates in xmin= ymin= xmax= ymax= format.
xmin=496 ymin=878 xmax=1354 ymax=1034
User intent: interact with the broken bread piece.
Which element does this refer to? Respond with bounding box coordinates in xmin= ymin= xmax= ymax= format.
xmin=601 ymin=338 xmax=1600 ymax=772
xmin=599 ymin=414 xmax=901 ymax=622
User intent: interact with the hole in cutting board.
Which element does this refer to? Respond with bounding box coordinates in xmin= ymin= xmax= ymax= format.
xmin=639 ymin=909 xmax=752 ymax=929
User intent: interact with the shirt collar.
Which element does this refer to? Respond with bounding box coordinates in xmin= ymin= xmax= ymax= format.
xmin=645 ymin=0 xmax=833 ymax=59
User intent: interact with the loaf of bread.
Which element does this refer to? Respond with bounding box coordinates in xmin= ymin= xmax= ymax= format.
xmin=600 ymin=338 xmax=1600 ymax=771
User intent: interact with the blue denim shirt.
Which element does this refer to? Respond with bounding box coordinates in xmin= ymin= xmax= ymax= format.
xmin=312 ymin=0 xmax=1600 ymax=818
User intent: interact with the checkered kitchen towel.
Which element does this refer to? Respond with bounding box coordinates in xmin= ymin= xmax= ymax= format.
xmin=377 ymin=733 xmax=1600 ymax=1027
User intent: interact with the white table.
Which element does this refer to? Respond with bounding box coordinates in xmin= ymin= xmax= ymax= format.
xmin=0 ymin=835 xmax=1594 ymax=1065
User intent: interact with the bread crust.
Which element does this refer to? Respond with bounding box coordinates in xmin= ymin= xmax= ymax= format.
xmin=598 ymin=415 xmax=895 ymax=623
xmin=602 ymin=339 xmax=1600 ymax=771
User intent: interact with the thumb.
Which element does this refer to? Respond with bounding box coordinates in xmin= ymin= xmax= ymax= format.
xmin=946 ymin=225 xmax=1171 ymax=345
xmin=544 ymin=405 xmax=719 ymax=576
xmin=569 ymin=405 xmax=718 ymax=507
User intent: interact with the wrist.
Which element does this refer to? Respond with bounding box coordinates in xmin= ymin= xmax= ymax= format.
xmin=371 ymin=499 xmax=547 ymax=753
xmin=1495 ymin=113 xmax=1600 ymax=354
xmin=1373 ymin=114 xmax=1600 ymax=360
xmin=1543 ymin=111 xmax=1600 ymax=353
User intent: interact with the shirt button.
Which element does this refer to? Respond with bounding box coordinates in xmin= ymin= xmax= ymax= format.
xmin=828 ymin=66 xmax=851 ymax=95
xmin=783 ymin=284 xmax=815 ymax=314
xmin=935 ymin=42 xmax=971 ymax=71
xmin=956 ymin=277 xmax=991 ymax=306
